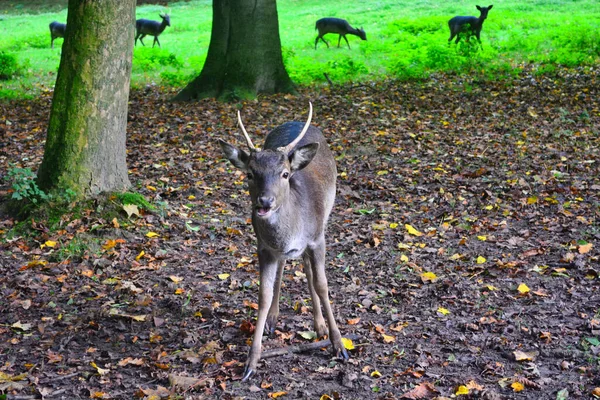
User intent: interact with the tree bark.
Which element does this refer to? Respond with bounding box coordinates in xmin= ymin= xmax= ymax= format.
xmin=173 ymin=0 xmax=295 ymax=101
xmin=38 ymin=0 xmax=134 ymax=197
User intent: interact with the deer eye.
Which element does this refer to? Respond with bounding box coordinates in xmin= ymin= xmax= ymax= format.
xmin=282 ymin=171 xmax=290 ymax=179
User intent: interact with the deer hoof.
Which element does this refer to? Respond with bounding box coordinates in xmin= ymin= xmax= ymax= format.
xmin=265 ymin=316 xmax=278 ymax=336
xmin=242 ymin=366 xmax=256 ymax=382
xmin=337 ymin=347 xmax=350 ymax=361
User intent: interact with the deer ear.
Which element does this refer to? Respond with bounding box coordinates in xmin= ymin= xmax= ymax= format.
xmin=488 ymin=5 xmax=493 ymax=9
xmin=289 ymin=143 xmax=319 ymax=172
xmin=219 ymin=139 xmax=249 ymax=169
xmin=476 ymin=5 xmax=482 ymax=10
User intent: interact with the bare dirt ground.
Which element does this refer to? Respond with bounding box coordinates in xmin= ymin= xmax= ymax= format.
xmin=1 ymin=68 xmax=599 ymax=399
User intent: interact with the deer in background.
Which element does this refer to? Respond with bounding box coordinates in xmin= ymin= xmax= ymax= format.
xmin=315 ymin=17 xmax=366 ymax=49
xmin=135 ymin=13 xmax=171 ymax=48
xmin=219 ymin=103 xmax=349 ymax=381
xmin=49 ymin=21 xmax=66 ymax=49
xmin=448 ymin=5 xmax=493 ymax=47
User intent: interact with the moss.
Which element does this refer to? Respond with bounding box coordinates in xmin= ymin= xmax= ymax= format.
xmin=115 ymin=191 xmax=155 ymax=211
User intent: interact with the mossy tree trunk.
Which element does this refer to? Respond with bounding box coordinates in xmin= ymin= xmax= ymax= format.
xmin=173 ymin=0 xmax=295 ymax=101
xmin=37 ymin=0 xmax=134 ymax=197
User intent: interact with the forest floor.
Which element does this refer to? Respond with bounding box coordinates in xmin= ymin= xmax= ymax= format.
xmin=1 ymin=68 xmax=599 ymax=399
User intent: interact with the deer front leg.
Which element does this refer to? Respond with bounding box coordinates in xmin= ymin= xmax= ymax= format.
xmin=243 ymin=249 xmax=278 ymax=381
xmin=306 ymin=238 xmax=349 ymax=360
xmin=265 ymin=259 xmax=285 ymax=335
xmin=303 ymin=253 xmax=327 ymax=338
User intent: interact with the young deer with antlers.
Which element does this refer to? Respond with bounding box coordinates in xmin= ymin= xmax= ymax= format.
xmin=219 ymin=103 xmax=348 ymax=381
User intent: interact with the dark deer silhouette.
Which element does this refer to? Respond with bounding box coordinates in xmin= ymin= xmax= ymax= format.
xmin=448 ymin=5 xmax=493 ymax=46
xmin=219 ymin=103 xmax=348 ymax=381
xmin=135 ymin=13 xmax=171 ymax=48
xmin=49 ymin=21 xmax=66 ymax=49
xmin=315 ymin=17 xmax=366 ymax=49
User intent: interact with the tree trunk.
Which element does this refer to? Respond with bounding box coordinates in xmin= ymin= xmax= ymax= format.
xmin=38 ymin=0 xmax=134 ymax=197
xmin=173 ymin=0 xmax=295 ymax=101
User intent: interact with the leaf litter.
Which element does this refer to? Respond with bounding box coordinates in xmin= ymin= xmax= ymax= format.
xmin=0 ymin=67 xmax=599 ymax=398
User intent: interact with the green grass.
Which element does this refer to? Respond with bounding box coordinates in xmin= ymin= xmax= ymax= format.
xmin=0 ymin=0 xmax=599 ymax=98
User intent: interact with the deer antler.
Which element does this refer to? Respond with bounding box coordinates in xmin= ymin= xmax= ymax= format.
xmin=237 ymin=110 xmax=256 ymax=151
xmin=278 ymin=102 xmax=313 ymax=154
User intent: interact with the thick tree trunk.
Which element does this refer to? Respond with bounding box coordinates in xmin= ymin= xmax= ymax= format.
xmin=173 ymin=0 xmax=295 ymax=101
xmin=38 ymin=0 xmax=134 ymax=197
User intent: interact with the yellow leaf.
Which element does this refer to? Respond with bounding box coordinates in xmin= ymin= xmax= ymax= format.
xmin=511 ymin=382 xmax=524 ymax=392
xmin=175 ymin=288 xmax=184 ymax=295
xmin=405 ymin=224 xmax=423 ymax=236
xmin=122 ymin=204 xmax=140 ymax=218
xmin=400 ymin=254 xmax=409 ymax=263
xmin=390 ymin=223 xmax=398 ymax=229
xmin=169 ymin=276 xmax=183 ymax=283
xmin=477 ymin=236 xmax=487 ymax=241
xmin=527 ymin=196 xmax=538 ymax=204
xmin=455 ymin=385 xmax=469 ymax=395
xmin=517 ymin=283 xmax=530 ymax=294
xmin=371 ymin=370 xmax=382 ymax=378
xmin=135 ymin=250 xmax=145 ymax=261
xmin=130 ymin=315 xmax=146 ymax=322
xmin=90 ymin=361 xmax=110 ymax=376
xmin=381 ymin=333 xmax=395 ymax=343
xmin=320 ymin=395 xmax=333 ymax=400
xmin=476 ymin=256 xmax=487 ymax=264
xmin=341 ymin=337 xmax=355 ymax=350
xmin=102 ymin=239 xmax=117 ymax=250
xmin=146 ymin=231 xmax=159 ymax=238
xmin=188 ymin=195 xmax=196 ymax=200
xmin=421 ymin=271 xmax=438 ymax=282
xmin=44 ymin=240 xmax=57 ymax=248
xmin=147 ymin=185 xmax=157 ymax=191
xmin=449 ymin=253 xmax=462 ymax=261
xmin=268 ymin=391 xmax=288 ymax=398
xmin=485 ymin=285 xmax=498 ymax=291
xmin=437 ymin=307 xmax=450 ymax=315
xmin=218 ymin=273 xmax=230 ymax=280
xmin=179 ymin=148 xmax=190 ymax=154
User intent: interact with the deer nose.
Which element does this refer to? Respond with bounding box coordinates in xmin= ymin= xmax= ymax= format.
xmin=257 ymin=195 xmax=275 ymax=209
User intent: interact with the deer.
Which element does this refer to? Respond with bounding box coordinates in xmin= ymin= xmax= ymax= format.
xmin=49 ymin=21 xmax=66 ymax=49
xmin=448 ymin=5 xmax=493 ymax=47
xmin=135 ymin=13 xmax=171 ymax=48
xmin=315 ymin=17 xmax=366 ymax=49
xmin=218 ymin=103 xmax=349 ymax=381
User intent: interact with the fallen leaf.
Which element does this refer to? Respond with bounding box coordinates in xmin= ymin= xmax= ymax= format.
xmin=517 ymin=283 xmax=530 ymax=294
xmin=437 ymin=307 xmax=450 ymax=315
xmin=579 ymin=242 xmax=593 ymax=254
xmin=455 ymin=385 xmax=469 ymax=395
xmin=421 ymin=271 xmax=438 ymax=282
xmin=476 ymin=256 xmax=487 ymax=264
xmin=405 ymin=224 xmax=423 ymax=236
xmin=513 ymin=350 xmax=537 ymax=361
xmin=511 ymin=382 xmax=524 ymax=392
xmin=341 ymin=337 xmax=355 ymax=350
xmin=146 ymin=231 xmax=159 ymax=238
xmin=123 ymin=204 xmax=140 ymax=218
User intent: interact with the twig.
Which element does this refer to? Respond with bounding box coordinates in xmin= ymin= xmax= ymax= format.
xmin=262 ymin=334 xmax=361 ymax=359
xmin=323 ymin=73 xmax=334 ymax=87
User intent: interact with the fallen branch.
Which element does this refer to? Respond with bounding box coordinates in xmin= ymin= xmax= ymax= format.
xmin=262 ymin=334 xmax=362 ymax=359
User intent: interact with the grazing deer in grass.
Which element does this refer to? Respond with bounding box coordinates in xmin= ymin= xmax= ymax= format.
xmin=448 ymin=5 xmax=493 ymax=46
xmin=315 ymin=17 xmax=366 ymax=49
xmin=49 ymin=21 xmax=66 ymax=49
xmin=219 ymin=103 xmax=348 ymax=381
xmin=135 ymin=13 xmax=171 ymax=47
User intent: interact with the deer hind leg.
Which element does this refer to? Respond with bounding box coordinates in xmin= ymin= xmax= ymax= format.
xmin=303 ymin=253 xmax=327 ymax=337
xmin=153 ymin=36 xmax=161 ymax=48
xmin=265 ymin=259 xmax=285 ymax=335
xmin=306 ymin=238 xmax=349 ymax=360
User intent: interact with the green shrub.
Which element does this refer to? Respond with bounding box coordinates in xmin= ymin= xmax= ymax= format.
xmin=0 ymin=52 xmax=25 ymax=80
xmin=5 ymin=165 xmax=49 ymax=204
xmin=133 ymin=48 xmax=183 ymax=72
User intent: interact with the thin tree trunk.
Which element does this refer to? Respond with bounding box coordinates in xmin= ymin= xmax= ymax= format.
xmin=38 ymin=0 xmax=134 ymax=197
xmin=173 ymin=0 xmax=295 ymax=101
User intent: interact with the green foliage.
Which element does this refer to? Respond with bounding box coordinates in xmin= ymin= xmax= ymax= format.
xmin=133 ymin=48 xmax=183 ymax=72
xmin=5 ymin=165 xmax=49 ymax=204
xmin=0 ymin=52 xmax=26 ymax=80
xmin=0 ymin=0 xmax=599 ymax=97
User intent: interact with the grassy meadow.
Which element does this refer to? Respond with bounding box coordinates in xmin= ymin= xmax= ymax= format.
xmin=0 ymin=0 xmax=599 ymax=99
